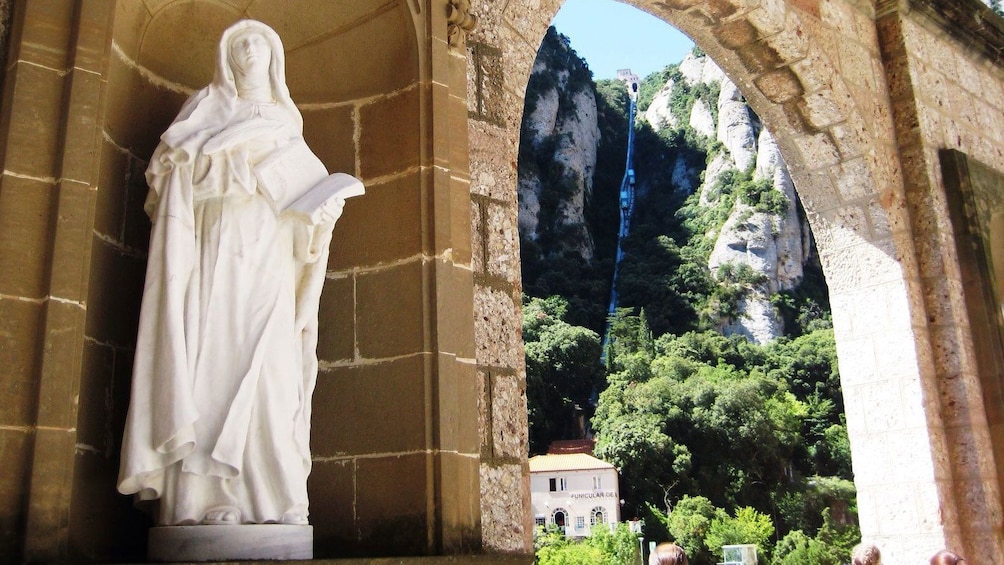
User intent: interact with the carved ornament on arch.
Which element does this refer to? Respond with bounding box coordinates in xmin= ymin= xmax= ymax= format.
xmin=447 ymin=0 xmax=478 ymax=48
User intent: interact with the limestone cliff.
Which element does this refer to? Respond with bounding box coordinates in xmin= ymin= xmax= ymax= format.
xmin=518 ymin=34 xmax=821 ymax=341
xmin=640 ymin=53 xmax=813 ymax=343
xmin=518 ymin=27 xmax=599 ymax=261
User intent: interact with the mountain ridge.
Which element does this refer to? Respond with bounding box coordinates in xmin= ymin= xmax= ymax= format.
xmin=518 ymin=28 xmax=828 ymax=344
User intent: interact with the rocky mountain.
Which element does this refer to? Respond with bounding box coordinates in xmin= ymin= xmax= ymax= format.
xmin=983 ymin=0 xmax=1004 ymax=16
xmin=518 ymin=27 xmax=599 ymax=262
xmin=518 ymin=30 xmax=824 ymax=343
xmin=642 ymin=53 xmax=813 ymax=343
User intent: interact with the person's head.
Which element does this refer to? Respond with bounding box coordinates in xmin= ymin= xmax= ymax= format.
xmin=649 ymin=542 xmax=688 ymax=565
xmin=851 ymin=542 xmax=881 ymax=565
xmin=930 ymin=549 xmax=966 ymax=565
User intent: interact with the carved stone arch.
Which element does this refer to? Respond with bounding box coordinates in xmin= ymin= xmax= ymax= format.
xmin=467 ymin=0 xmax=984 ymax=561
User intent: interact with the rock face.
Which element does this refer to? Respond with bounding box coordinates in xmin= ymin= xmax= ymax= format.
xmin=689 ymin=98 xmax=715 ymax=139
xmin=678 ymin=53 xmax=705 ymax=86
xmin=518 ymin=34 xmax=814 ymax=344
xmin=644 ymin=78 xmax=678 ymax=132
xmin=518 ymin=30 xmax=599 ymax=260
xmin=716 ymin=79 xmax=757 ymax=173
xmin=643 ymin=53 xmax=812 ymax=343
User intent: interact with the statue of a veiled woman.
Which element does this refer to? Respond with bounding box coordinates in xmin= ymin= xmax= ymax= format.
xmin=118 ymin=19 xmax=360 ymax=528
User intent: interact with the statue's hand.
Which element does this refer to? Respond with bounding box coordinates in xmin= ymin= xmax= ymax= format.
xmin=319 ymin=198 xmax=344 ymax=224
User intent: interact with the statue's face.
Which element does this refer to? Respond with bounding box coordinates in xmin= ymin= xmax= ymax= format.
xmin=229 ymin=31 xmax=271 ymax=81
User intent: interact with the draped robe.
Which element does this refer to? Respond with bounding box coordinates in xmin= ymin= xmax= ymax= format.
xmin=118 ymin=22 xmax=333 ymax=525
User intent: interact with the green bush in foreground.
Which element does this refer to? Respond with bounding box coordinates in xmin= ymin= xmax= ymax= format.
xmin=535 ymin=523 xmax=640 ymax=565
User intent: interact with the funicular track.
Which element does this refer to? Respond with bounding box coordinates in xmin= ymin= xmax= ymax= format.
xmin=600 ymin=70 xmax=640 ymax=365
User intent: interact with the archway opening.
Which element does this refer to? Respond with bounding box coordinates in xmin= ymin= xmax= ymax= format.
xmin=512 ymin=1 xmax=881 ymax=563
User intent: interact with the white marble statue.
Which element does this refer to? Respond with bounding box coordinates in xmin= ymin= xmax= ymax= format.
xmin=118 ymin=19 xmax=362 ymax=527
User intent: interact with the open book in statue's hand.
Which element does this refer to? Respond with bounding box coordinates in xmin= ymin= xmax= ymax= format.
xmin=285 ymin=172 xmax=365 ymax=225
xmin=254 ymin=138 xmax=364 ymax=223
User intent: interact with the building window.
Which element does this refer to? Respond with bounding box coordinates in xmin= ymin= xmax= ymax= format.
xmin=552 ymin=508 xmax=568 ymax=528
xmin=549 ymin=478 xmax=556 ymax=492
xmin=549 ymin=477 xmax=567 ymax=491
xmin=593 ymin=476 xmax=602 ymax=490
xmin=590 ymin=507 xmax=607 ymax=526
xmin=575 ymin=516 xmax=586 ymax=530
xmin=535 ymin=517 xmax=546 ymax=528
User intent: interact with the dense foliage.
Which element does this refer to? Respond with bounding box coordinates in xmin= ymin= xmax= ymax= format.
xmin=524 ymin=296 xmax=605 ymax=454
xmin=595 ymin=311 xmax=855 ymax=562
xmin=535 ymin=522 xmax=641 ymax=565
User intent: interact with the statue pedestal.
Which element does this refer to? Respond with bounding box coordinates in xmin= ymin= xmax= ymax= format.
xmin=148 ymin=524 xmax=312 ymax=561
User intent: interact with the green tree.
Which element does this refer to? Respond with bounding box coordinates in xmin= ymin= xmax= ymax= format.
xmin=605 ymin=307 xmax=655 ymax=368
xmin=524 ymin=295 xmax=604 ymax=454
xmin=536 ymin=541 xmax=605 ymax=565
xmin=813 ymin=507 xmax=860 ymax=563
xmin=593 ymin=320 xmax=855 ymax=542
xmin=665 ymin=495 xmax=723 ymax=565
xmin=586 ymin=522 xmax=641 ymax=565
xmin=534 ymin=525 xmax=570 ymax=555
xmin=772 ymin=530 xmax=839 ymax=565
xmin=593 ymin=412 xmax=680 ymax=507
xmin=617 ymin=235 xmax=707 ymax=336
xmin=771 ymin=506 xmax=859 ymax=565
xmin=534 ymin=523 xmax=641 ymax=565
xmin=705 ymin=507 xmax=775 ymax=562
xmin=641 ymin=502 xmax=673 ymax=549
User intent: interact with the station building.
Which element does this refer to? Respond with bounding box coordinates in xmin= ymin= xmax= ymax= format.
xmin=529 ymin=453 xmax=621 ymax=538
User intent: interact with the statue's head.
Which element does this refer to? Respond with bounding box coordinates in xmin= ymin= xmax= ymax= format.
xmin=228 ymin=29 xmax=271 ymax=84
xmin=215 ymin=20 xmax=289 ymax=102
xmin=156 ymin=19 xmax=301 ymax=155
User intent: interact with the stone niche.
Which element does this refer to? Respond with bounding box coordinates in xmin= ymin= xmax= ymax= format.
xmin=72 ymin=1 xmax=449 ymax=560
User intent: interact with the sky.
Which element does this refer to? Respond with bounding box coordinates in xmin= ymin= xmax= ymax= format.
xmin=550 ymin=0 xmax=695 ymax=81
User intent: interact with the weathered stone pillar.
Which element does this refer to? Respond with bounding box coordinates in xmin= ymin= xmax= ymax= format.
xmin=0 ymin=1 xmax=113 ymax=562
xmin=466 ymin=0 xmax=565 ymax=555
xmin=412 ymin=0 xmax=482 ymax=553
xmin=870 ymin=2 xmax=1004 ymax=561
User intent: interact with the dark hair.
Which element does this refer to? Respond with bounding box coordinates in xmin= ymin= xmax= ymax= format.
xmin=851 ymin=542 xmax=881 ymax=565
xmin=930 ymin=550 xmax=965 ymax=565
xmin=649 ymin=543 xmax=689 ymax=565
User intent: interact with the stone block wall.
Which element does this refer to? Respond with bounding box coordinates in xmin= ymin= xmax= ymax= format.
xmin=0 ymin=2 xmax=112 ymax=561
xmin=0 ymin=0 xmax=480 ymax=561
xmin=468 ymin=0 xmax=564 ymax=553
xmin=874 ymin=2 xmax=1004 ymax=560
